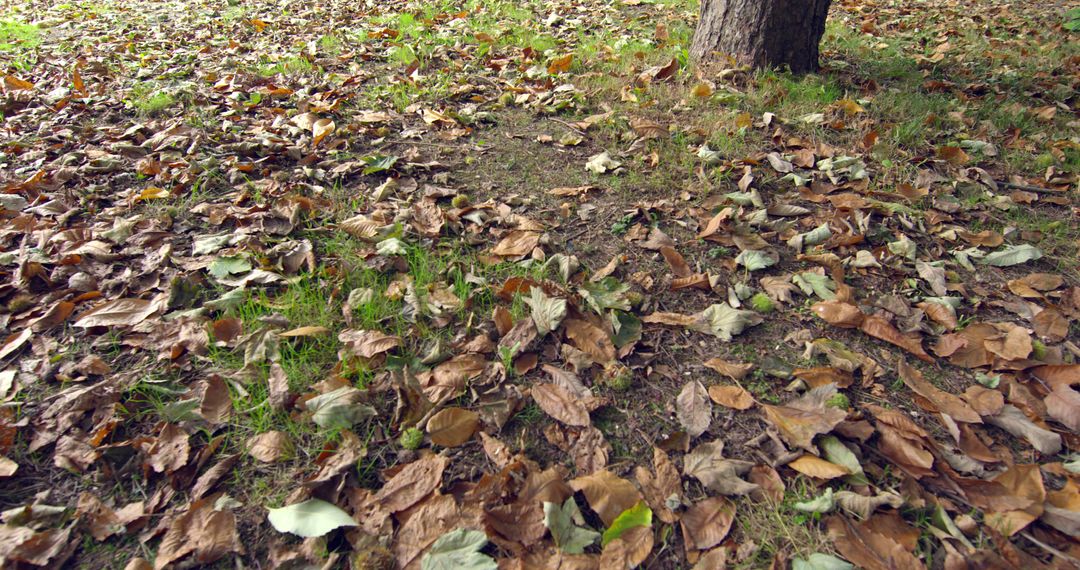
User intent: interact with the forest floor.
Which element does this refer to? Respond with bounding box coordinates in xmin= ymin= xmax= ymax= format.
xmin=1 ymin=0 xmax=1079 ymax=568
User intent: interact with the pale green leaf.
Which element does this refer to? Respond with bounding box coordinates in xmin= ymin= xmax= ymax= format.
xmin=735 ymin=250 xmax=777 ymax=272
xmin=793 ymin=488 xmax=835 ymax=514
xmin=793 ymin=272 xmax=836 ymax=300
xmin=818 ymin=436 xmax=869 ymax=486
xmin=979 ymin=244 xmax=1043 ymax=267
xmin=694 ymin=303 xmax=763 ymax=341
xmin=305 ymin=386 xmax=376 ymax=430
xmin=267 ymin=499 xmax=357 ymax=538
xmin=523 ymin=286 xmax=567 ymax=336
xmin=793 ymin=553 xmax=855 ymax=570
xmin=377 ymin=237 xmax=406 ymax=256
xmin=421 ymin=528 xmax=497 ymax=570
xmin=208 ymin=255 xmax=252 ymax=279
xmin=544 ymin=498 xmax=600 ymax=554
xmin=580 ymin=277 xmax=631 ymax=314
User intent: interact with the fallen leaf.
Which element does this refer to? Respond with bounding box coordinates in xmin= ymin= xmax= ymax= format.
xmin=897 ymin=359 xmax=981 ymax=423
xmin=676 ymin=380 xmax=711 ymax=438
xmin=680 ymin=496 xmax=735 ymax=551
xmin=247 ymin=431 xmax=292 ymax=463
xmin=787 ymin=455 xmax=850 ymax=479
xmin=267 ymin=499 xmax=357 ymax=538
xmin=532 ymin=383 xmax=590 ymax=427
xmin=761 ymin=386 xmax=847 ymax=452
xmin=570 ymin=470 xmax=642 ymax=527
xmin=426 ymin=407 xmax=480 ymax=447
xmin=707 ymin=385 xmax=754 ymax=410
xmin=683 ymin=440 xmax=758 ymax=496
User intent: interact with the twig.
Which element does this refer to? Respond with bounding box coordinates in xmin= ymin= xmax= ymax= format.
xmin=547 ymin=117 xmax=588 ymax=137
xmin=1019 ymin=531 xmax=1080 ymax=569
xmin=995 ymin=180 xmax=1070 ymax=195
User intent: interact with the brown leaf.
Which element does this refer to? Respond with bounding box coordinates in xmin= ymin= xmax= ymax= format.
xmin=703 ymin=358 xmax=754 ymax=381
xmin=77 ymin=493 xmax=122 ymax=541
xmin=761 ymin=386 xmax=847 ymax=452
xmin=75 ymin=298 xmax=158 ymax=328
xmin=748 ymin=465 xmax=785 ymax=503
xmin=1045 ymin=387 xmax=1080 ymax=432
xmin=570 ymin=470 xmax=642 ymax=526
xmin=812 ymin=300 xmax=865 ymax=328
xmin=563 ymin=318 xmax=616 ymax=364
xmin=683 ymin=440 xmax=758 ymax=496
xmin=532 ymin=383 xmax=590 ymax=427
xmin=860 ymin=314 xmax=933 ymax=362
xmin=246 ymin=431 xmax=293 ymax=463
xmin=1030 ymin=364 xmax=1080 ymax=390
xmin=827 ymin=516 xmax=926 ymax=570
xmin=426 ymin=407 xmax=479 ymax=447
xmin=917 ymin=302 xmax=958 ymax=331
xmin=792 ymin=367 xmax=854 ymax=389
xmin=338 ymin=329 xmax=400 ymax=359
xmin=787 ymin=455 xmax=850 ymax=479
xmin=1033 ymin=307 xmax=1069 ymax=342
xmin=707 ymin=385 xmax=754 ymax=410
xmin=676 ymin=380 xmax=711 ymax=437
xmin=280 ymin=325 xmax=330 ymax=338
xmin=983 ymin=324 xmax=1032 ymax=361
xmin=154 ymin=495 xmax=243 ymax=569
xmin=635 ymin=447 xmax=681 ymax=524
xmin=374 ymin=454 xmax=449 ymax=513
xmin=267 ymin=363 xmax=290 ymax=409
xmin=198 ymin=375 xmax=231 ymax=425
xmin=492 ymin=230 xmax=540 ymax=258
xmin=211 ymin=317 xmax=243 ymax=343
xmin=961 ymin=385 xmax=1004 ymax=417
xmin=897 ymin=359 xmax=981 ymax=423
xmin=680 ymin=496 xmax=735 ymax=551
xmin=146 ymin=424 xmax=190 ymax=474
xmin=30 ymin=301 xmax=75 ymax=332
xmin=601 ymin=524 xmax=653 ymax=568
xmin=660 ymin=246 xmax=692 ymax=278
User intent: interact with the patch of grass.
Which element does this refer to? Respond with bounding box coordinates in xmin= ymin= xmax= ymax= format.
xmin=126 ymin=82 xmax=178 ymax=115
xmin=257 ymin=55 xmax=315 ymax=76
xmin=0 ymin=19 xmax=40 ymax=51
xmin=733 ymin=477 xmax=834 ymax=566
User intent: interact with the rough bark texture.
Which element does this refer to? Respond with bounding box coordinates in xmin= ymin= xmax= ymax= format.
xmin=690 ymin=0 xmax=832 ymax=73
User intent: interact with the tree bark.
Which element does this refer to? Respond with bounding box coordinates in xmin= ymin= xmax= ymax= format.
xmin=690 ymin=0 xmax=832 ymax=73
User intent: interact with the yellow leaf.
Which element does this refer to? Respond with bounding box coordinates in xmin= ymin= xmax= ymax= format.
xmin=135 ymin=187 xmax=170 ymax=201
xmin=691 ymin=83 xmax=713 ymax=98
xmin=787 ymin=455 xmax=850 ymax=479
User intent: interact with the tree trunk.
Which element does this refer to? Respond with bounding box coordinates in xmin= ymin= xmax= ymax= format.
xmin=690 ymin=0 xmax=832 ymax=73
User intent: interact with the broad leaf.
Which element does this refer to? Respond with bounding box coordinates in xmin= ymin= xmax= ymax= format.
xmin=601 ymin=501 xmax=652 ymax=546
xmin=267 ymin=499 xmax=357 ymax=538
xmin=421 ymin=528 xmax=498 ymax=570
xmin=544 ymin=498 xmax=600 ymax=554
xmin=979 ymin=244 xmax=1042 ymax=267
xmin=523 ymin=286 xmax=567 ymax=336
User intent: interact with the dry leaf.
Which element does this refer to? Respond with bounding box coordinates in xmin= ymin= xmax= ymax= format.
xmin=246 ymin=431 xmax=292 ymax=463
xmin=676 ymin=380 xmax=711 ymax=438
xmin=426 ymin=407 xmax=480 ymax=447
xmin=787 ymin=455 xmax=850 ymax=479
xmin=761 ymin=386 xmax=847 ymax=452
xmin=532 ymin=383 xmax=591 ymax=427
xmin=680 ymin=496 xmax=735 ymax=551
xmin=570 ymin=470 xmax=642 ymax=527
xmin=707 ymin=385 xmax=754 ymax=410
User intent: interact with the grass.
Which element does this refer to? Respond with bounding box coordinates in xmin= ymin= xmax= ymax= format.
xmin=0 ymin=19 xmax=39 ymax=51
xmin=126 ymin=82 xmax=179 ymax=115
xmin=733 ymin=477 xmax=835 ymax=567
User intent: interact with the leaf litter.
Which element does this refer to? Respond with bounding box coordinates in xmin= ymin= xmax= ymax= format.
xmin=0 ymin=0 xmax=1077 ymax=567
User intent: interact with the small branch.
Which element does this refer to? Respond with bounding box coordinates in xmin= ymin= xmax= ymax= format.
xmin=547 ymin=117 xmax=588 ymax=138
xmin=995 ymin=180 xmax=1070 ymax=195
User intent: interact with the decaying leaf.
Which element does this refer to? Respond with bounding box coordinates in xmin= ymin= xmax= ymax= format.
xmin=761 ymin=385 xmax=847 ymax=452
